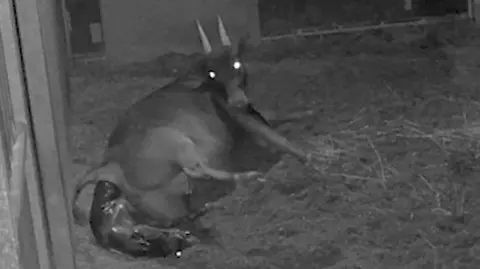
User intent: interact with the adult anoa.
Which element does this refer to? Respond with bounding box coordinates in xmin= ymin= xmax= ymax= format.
xmin=72 ymin=16 xmax=312 ymax=242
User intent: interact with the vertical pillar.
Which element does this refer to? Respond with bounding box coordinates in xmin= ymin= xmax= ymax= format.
xmin=474 ymin=0 xmax=480 ymax=22
xmin=12 ymin=0 xmax=77 ymax=268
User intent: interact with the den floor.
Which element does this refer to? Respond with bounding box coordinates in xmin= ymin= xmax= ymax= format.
xmin=70 ymin=25 xmax=480 ymax=269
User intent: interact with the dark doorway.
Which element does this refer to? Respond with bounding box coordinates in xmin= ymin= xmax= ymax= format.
xmin=68 ymin=0 xmax=104 ymax=55
xmin=415 ymin=0 xmax=468 ymax=17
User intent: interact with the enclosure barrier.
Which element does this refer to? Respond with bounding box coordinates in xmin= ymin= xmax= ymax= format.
xmin=1 ymin=0 xmax=77 ymax=267
xmin=262 ymin=14 xmax=471 ymax=41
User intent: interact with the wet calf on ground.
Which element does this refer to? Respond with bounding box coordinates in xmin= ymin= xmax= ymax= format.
xmin=90 ymin=179 xmax=199 ymax=258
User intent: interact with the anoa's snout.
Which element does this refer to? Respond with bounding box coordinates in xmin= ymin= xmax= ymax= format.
xmin=226 ymin=84 xmax=249 ymax=108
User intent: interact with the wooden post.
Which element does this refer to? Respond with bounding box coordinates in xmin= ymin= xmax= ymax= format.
xmin=404 ymin=0 xmax=412 ymax=11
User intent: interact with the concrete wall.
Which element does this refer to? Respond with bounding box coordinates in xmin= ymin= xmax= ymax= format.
xmin=100 ymin=0 xmax=260 ymax=65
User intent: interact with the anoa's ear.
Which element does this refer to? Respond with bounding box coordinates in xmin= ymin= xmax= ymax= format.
xmin=189 ymin=56 xmax=210 ymax=76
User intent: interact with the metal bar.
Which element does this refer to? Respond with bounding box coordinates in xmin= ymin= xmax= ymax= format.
xmin=0 ymin=0 xmax=55 ymax=269
xmin=12 ymin=0 xmax=76 ymax=269
xmin=468 ymin=0 xmax=474 ymax=20
xmin=476 ymin=0 xmax=480 ymax=24
xmin=0 ymin=0 xmax=27 ymax=130
xmin=61 ymin=0 xmax=72 ymax=63
xmin=0 ymin=1 xmax=36 ymax=269
xmin=0 ymin=25 xmax=15 ymax=166
xmin=261 ymin=15 xmax=470 ymax=41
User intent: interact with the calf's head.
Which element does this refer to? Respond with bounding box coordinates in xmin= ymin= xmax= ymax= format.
xmin=194 ymin=16 xmax=250 ymax=109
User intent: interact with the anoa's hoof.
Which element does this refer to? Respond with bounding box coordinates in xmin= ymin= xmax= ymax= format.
xmin=128 ymin=226 xmax=200 ymax=258
xmin=188 ymin=221 xmax=223 ymax=248
xmin=233 ymin=170 xmax=265 ymax=182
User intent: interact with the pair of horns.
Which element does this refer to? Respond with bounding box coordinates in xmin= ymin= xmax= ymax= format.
xmin=196 ymin=15 xmax=232 ymax=54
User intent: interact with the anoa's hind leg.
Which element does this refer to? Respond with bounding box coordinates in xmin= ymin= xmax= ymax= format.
xmin=185 ymin=178 xmax=236 ymax=212
xmin=168 ymin=197 xmax=225 ymax=228
xmin=176 ymin=136 xmax=264 ymax=182
xmin=168 ymin=200 xmax=224 ymax=246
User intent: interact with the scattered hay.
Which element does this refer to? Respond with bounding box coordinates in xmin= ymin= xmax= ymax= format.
xmin=70 ymin=25 xmax=480 ymax=269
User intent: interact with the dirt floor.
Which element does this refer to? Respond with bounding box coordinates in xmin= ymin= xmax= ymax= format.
xmin=70 ymin=22 xmax=480 ymax=269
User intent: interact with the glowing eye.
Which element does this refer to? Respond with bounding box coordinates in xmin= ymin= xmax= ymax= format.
xmin=233 ymin=61 xmax=242 ymax=70
xmin=208 ymin=71 xmax=216 ymax=78
xmin=175 ymin=251 xmax=182 ymax=258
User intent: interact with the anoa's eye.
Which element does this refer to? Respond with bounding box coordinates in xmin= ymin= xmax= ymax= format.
xmin=233 ymin=61 xmax=242 ymax=70
xmin=175 ymin=251 xmax=182 ymax=258
xmin=208 ymin=71 xmax=216 ymax=79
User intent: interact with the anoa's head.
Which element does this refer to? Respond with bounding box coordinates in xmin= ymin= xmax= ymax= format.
xmin=193 ymin=16 xmax=250 ymax=109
